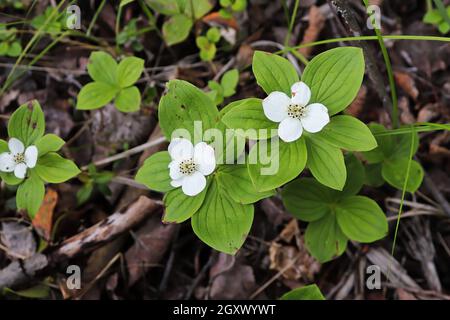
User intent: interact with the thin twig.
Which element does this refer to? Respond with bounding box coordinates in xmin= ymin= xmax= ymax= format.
xmin=81 ymin=136 xmax=167 ymax=171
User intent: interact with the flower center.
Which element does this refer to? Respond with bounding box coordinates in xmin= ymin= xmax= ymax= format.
xmin=13 ymin=153 xmax=25 ymax=164
xmin=287 ymin=104 xmax=306 ymax=119
xmin=179 ymin=158 xmax=197 ymax=176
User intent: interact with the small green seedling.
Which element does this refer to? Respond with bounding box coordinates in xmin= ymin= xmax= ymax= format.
xmin=77 ymin=165 xmax=114 ymax=205
xmin=282 ymin=155 xmax=388 ymax=262
xmin=206 ymin=68 xmax=239 ymax=104
xmin=219 ymin=0 xmax=247 ymax=19
xmin=196 ymin=27 xmax=221 ymax=62
xmin=116 ymin=18 xmax=144 ymax=52
xmin=0 ymin=26 xmax=22 ymax=57
xmin=76 ymin=51 xmax=144 ymax=112
xmin=280 ymin=284 xmax=325 ymax=300
xmin=423 ymin=5 xmax=450 ymax=34
xmin=145 ymin=0 xmax=213 ymax=46
xmin=0 ymin=100 xmax=80 ymax=218
xmin=31 ymin=6 xmax=68 ymax=34
xmin=362 ymin=123 xmax=424 ymax=193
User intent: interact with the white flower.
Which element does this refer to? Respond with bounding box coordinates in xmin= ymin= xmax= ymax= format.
xmin=168 ymin=138 xmax=216 ymax=196
xmin=0 ymin=138 xmax=38 ymax=179
xmin=262 ymin=81 xmax=330 ymax=142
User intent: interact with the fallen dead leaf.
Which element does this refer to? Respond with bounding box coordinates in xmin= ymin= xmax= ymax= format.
xmin=299 ymin=6 xmax=326 ymax=57
xmin=345 ymin=85 xmax=367 ymax=117
xmin=33 ymin=188 xmax=58 ymax=242
xmin=202 ymin=12 xmax=238 ymax=30
xmin=394 ymin=71 xmax=419 ymax=101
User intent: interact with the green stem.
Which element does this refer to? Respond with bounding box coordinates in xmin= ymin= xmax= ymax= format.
xmin=284 ymin=0 xmax=300 ymax=47
xmin=86 ymin=0 xmax=107 ymax=36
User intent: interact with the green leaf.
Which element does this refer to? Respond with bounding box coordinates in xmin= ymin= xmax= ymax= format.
xmin=191 ymin=178 xmax=253 ymax=254
xmin=8 ymin=100 xmax=45 ymax=146
xmin=87 ymin=51 xmax=118 ymax=85
xmin=217 ymin=165 xmax=275 ymax=204
xmin=199 ymin=42 xmax=217 ymax=61
xmin=117 ymin=56 xmax=144 ymax=88
xmin=362 ymin=123 xmax=393 ymax=163
xmin=282 ymin=178 xmax=337 ymax=222
xmin=0 ymin=139 xmax=7 ymax=153
xmin=35 ymin=134 xmax=65 ymax=156
xmin=313 ymin=115 xmax=377 ymax=151
xmin=115 ymin=86 xmax=141 ymax=112
xmin=221 ymin=69 xmax=239 ymax=97
xmin=196 ymin=35 xmax=209 ymax=49
xmin=135 ymin=151 xmax=173 ymax=192
xmin=206 ymin=27 xmax=221 ymax=43
xmin=163 ymin=14 xmax=193 ymax=46
xmin=158 ymin=80 xmax=219 ymax=139
xmin=184 ymin=0 xmax=213 ymax=19
xmin=77 ymin=182 xmax=94 ymax=205
xmin=305 ymin=213 xmax=348 ymax=263
xmin=248 ymin=138 xmax=307 ymax=192
xmin=3 ymin=284 xmax=50 ymax=299
xmin=302 ymin=47 xmax=365 ymax=115
xmin=163 ymin=183 xmax=208 ymax=223
xmin=221 ymin=98 xmax=278 ymax=140
xmin=364 ymin=163 xmax=384 ymax=187
xmin=35 ymin=152 xmax=81 ymax=183
xmin=252 ymin=51 xmax=299 ymax=95
xmin=145 ymin=0 xmax=180 ymax=15
xmin=7 ymin=41 xmax=22 ymax=57
xmin=305 ymin=135 xmax=346 ymax=191
xmin=280 ymin=284 xmax=325 ymax=300
xmin=423 ymin=9 xmax=443 ymax=24
xmin=341 ymin=153 xmax=365 ymax=197
xmin=76 ymin=82 xmax=118 ymax=110
xmin=120 ymin=0 xmax=135 ymax=7
xmin=438 ymin=21 xmax=450 ymax=34
xmin=389 ymin=128 xmax=419 ymax=160
xmin=381 ymin=158 xmax=424 ymax=193
xmin=16 ymin=173 xmax=45 ymax=218
xmin=0 ymin=42 xmax=9 ymax=55
xmin=335 ymin=196 xmax=388 ymax=243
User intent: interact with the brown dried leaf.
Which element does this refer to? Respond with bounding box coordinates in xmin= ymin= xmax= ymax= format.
xmin=299 ymin=6 xmax=326 ymax=57
xmin=32 ymin=188 xmax=58 ymax=241
xmin=394 ymin=71 xmax=419 ymax=101
xmin=345 ymin=85 xmax=367 ymax=117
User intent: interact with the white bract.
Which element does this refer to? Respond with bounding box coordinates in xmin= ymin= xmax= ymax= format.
xmin=0 ymin=138 xmax=38 ymax=179
xmin=262 ymin=81 xmax=330 ymax=142
xmin=168 ymin=138 xmax=216 ymax=196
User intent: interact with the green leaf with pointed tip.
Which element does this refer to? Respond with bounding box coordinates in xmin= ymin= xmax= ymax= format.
xmin=163 ymin=182 xmax=208 ymax=223
xmin=302 ymin=47 xmax=365 ymax=115
xmin=252 ymin=51 xmax=299 ymax=96
xmin=221 ymin=98 xmax=278 ymax=140
xmin=163 ymin=14 xmax=193 ymax=46
xmin=313 ymin=115 xmax=377 ymax=151
xmin=341 ymin=153 xmax=365 ymax=197
xmin=8 ymin=100 xmax=45 ymax=146
xmin=217 ymin=165 xmax=275 ymax=204
xmin=364 ymin=163 xmax=384 ymax=187
xmin=184 ymin=0 xmax=213 ymax=19
xmin=76 ymin=82 xmax=118 ymax=110
xmin=248 ymin=138 xmax=307 ymax=192
xmin=35 ymin=152 xmax=80 ymax=183
xmin=158 ymin=80 xmax=219 ymax=139
xmin=135 ymin=151 xmax=173 ymax=192
xmin=221 ymin=69 xmax=239 ymax=97
xmin=115 ymin=86 xmax=141 ymax=112
xmin=305 ymin=213 xmax=348 ymax=263
xmin=381 ymin=158 xmax=424 ymax=193
xmin=282 ymin=178 xmax=337 ymax=222
xmin=280 ymin=284 xmax=325 ymax=300
xmin=191 ymin=177 xmax=253 ymax=255
xmin=35 ymin=134 xmax=65 ymax=157
xmin=335 ymin=196 xmax=388 ymax=243
xmin=305 ymin=135 xmax=346 ymax=191
xmin=117 ymin=56 xmax=144 ymax=88
xmin=87 ymin=51 xmax=118 ymax=85
xmin=16 ymin=173 xmax=45 ymax=218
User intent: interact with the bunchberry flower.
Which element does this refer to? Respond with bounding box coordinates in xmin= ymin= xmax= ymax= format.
xmin=0 ymin=138 xmax=38 ymax=179
xmin=168 ymin=138 xmax=216 ymax=196
xmin=262 ymin=81 xmax=330 ymax=142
